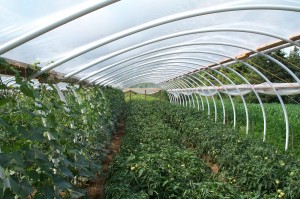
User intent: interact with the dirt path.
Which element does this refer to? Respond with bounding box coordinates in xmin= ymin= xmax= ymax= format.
xmin=200 ymin=154 xmax=219 ymax=174
xmin=87 ymin=119 xmax=125 ymax=199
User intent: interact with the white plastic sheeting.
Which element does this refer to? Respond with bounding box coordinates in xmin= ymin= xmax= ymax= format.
xmin=169 ymin=83 xmax=300 ymax=97
xmin=0 ymin=0 xmax=300 ymax=88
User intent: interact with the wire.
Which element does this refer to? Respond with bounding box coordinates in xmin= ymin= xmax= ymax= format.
xmin=272 ymin=52 xmax=300 ymax=71
xmin=248 ymin=60 xmax=292 ymax=85
xmin=227 ymin=63 xmax=300 ymax=104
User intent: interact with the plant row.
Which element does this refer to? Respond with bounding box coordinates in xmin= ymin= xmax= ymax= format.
xmin=0 ymin=75 xmax=125 ymax=198
xmin=106 ymin=100 xmax=300 ymax=198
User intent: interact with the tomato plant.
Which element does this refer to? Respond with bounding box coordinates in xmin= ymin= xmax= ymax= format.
xmin=106 ymin=100 xmax=300 ymax=198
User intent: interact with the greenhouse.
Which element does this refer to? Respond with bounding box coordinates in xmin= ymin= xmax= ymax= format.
xmin=0 ymin=0 xmax=300 ymax=198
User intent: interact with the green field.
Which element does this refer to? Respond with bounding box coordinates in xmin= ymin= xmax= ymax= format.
xmin=106 ymin=100 xmax=300 ymax=198
xmin=196 ymin=97 xmax=300 ymax=157
xmin=131 ymin=92 xmax=300 ymax=157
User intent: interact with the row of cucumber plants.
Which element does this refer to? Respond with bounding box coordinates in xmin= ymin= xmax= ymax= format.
xmin=106 ymin=100 xmax=300 ymax=198
xmin=0 ymin=73 xmax=124 ymax=198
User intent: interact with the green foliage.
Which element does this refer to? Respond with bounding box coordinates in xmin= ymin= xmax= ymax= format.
xmin=106 ymin=100 xmax=300 ymax=198
xmin=202 ymin=98 xmax=300 ymax=157
xmin=200 ymin=48 xmax=300 ymax=104
xmin=0 ymin=75 xmax=125 ymax=198
xmin=129 ymin=83 xmax=160 ymax=88
xmin=124 ymin=90 xmax=169 ymax=102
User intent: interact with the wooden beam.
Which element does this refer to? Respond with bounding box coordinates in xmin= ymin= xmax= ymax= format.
xmin=0 ymin=57 xmax=83 ymax=84
xmin=165 ymin=34 xmax=300 ymax=83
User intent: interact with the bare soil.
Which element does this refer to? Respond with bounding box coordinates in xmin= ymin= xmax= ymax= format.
xmin=200 ymin=154 xmax=219 ymax=174
xmin=87 ymin=119 xmax=125 ymax=199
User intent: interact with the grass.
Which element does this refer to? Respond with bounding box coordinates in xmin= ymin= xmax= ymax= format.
xmin=189 ymin=95 xmax=300 ymax=158
xmin=125 ymin=93 xmax=300 ymax=158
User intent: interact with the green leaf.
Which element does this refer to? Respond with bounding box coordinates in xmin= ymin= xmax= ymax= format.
xmin=0 ymin=154 xmax=10 ymax=166
xmin=53 ymin=175 xmax=72 ymax=189
xmin=9 ymin=177 xmax=33 ymax=198
xmin=0 ymin=118 xmax=9 ymax=127
xmin=0 ymin=166 xmax=5 ymax=179
xmin=138 ymin=168 xmax=145 ymax=177
xmin=34 ymin=186 xmax=55 ymax=199
xmin=20 ymin=84 xmax=35 ymax=99
xmin=60 ymin=166 xmax=74 ymax=178
xmin=0 ymin=84 xmax=8 ymax=90
xmin=67 ymin=188 xmax=85 ymax=198
xmin=0 ymin=97 xmax=8 ymax=106
xmin=15 ymin=75 xmax=22 ymax=84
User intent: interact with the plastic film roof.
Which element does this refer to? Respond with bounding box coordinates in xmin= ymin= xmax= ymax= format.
xmin=1 ymin=0 xmax=300 ymax=88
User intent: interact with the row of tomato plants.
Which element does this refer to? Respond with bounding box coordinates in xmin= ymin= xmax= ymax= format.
xmin=106 ymin=100 xmax=300 ymax=198
xmin=0 ymin=73 xmax=125 ymax=198
xmin=177 ymin=94 xmax=300 ymax=157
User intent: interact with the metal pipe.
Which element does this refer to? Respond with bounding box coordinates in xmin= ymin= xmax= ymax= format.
xmin=29 ymin=5 xmax=300 ymax=78
xmin=76 ymin=27 xmax=300 ymax=81
xmin=180 ymin=78 xmax=196 ymax=108
xmin=195 ymin=73 xmax=226 ymax=124
xmin=184 ymin=76 xmax=205 ymax=111
xmin=91 ymin=38 xmax=300 ymax=85
xmin=0 ymin=0 xmax=119 ymax=55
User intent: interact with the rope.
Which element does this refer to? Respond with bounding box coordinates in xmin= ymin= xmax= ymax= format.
xmin=248 ymin=60 xmax=292 ymax=85
xmin=272 ymin=52 xmax=300 ymax=71
xmin=228 ymin=63 xmax=300 ymax=104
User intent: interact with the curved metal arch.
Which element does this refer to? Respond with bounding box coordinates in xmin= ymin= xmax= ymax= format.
xmin=29 ymin=4 xmax=300 ymax=79
xmin=113 ymin=69 xmax=193 ymax=88
xmin=185 ymin=75 xmax=213 ymax=118
xmin=181 ymin=76 xmax=209 ymax=111
xmin=91 ymin=41 xmax=300 ymax=86
xmin=203 ymin=70 xmax=249 ymax=133
xmin=108 ymin=66 xmax=195 ymax=87
xmin=90 ymin=51 xmax=213 ymax=83
xmin=76 ymin=27 xmax=300 ymax=81
xmin=117 ymin=49 xmax=287 ymax=149
xmin=193 ymin=73 xmax=227 ymax=124
xmin=110 ymin=59 xmax=218 ymax=120
xmin=0 ymin=0 xmax=119 ymax=55
xmin=184 ymin=76 xmax=205 ymax=111
xmin=93 ymin=59 xmax=198 ymax=85
xmin=97 ymin=53 xmax=264 ymax=140
xmin=167 ymin=82 xmax=183 ymax=105
xmin=94 ymin=58 xmax=201 ymax=85
xmin=151 ymin=55 xmax=265 ymax=139
xmin=161 ymin=83 xmax=175 ymax=104
xmin=201 ymin=70 xmax=235 ymax=126
xmin=100 ymin=45 xmax=294 ymax=146
xmin=168 ymin=80 xmax=187 ymax=107
xmin=177 ymin=79 xmax=195 ymax=107
xmin=102 ymin=55 xmax=229 ymax=85
xmin=223 ymin=66 xmax=267 ymax=142
xmin=185 ymin=75 xmax=213 ymax=117
xmin=102 ymin=57 xmax=213 ymax=86
xmin=159 ymin=50 xmax=289 ymax=150
xmin=89 ymin=45 xmax=300 ymax=90
xmin=164 ymin=82 xmax=180 ymax=105
xmin=105 ymin=58 xmax=253 ymax=126
xmin=205 ymin=70 xmax=241 ymax=130
xmin=193 ymin=73 xmax=221 ymax=122
xmin=183 ymin=77 xmax=200 ymax=109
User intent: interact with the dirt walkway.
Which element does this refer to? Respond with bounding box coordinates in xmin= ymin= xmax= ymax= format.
xmin=87 ymin=119 xmax=125 ymax=199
